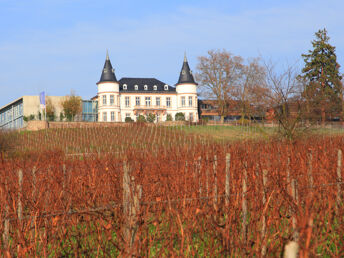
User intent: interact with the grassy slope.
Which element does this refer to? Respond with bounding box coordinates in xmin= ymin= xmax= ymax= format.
xmin=177 ymin=125 xmax=344 ymax=141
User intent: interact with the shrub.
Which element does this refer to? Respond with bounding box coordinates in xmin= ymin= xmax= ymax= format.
xmin=200 ymin=117 xmax=209 ymax=125
xmin=166 ymin=114 xmax=172 ymax=121
xmin=136 ymin=115 xmax=146 ymax=123
xmin=175 ymin=112 xmax=185 ymax=121
xmin=0 ymin=130 xmax=16 ymax=153
xmin=147 ymin=113 xmax=156 ymax=123
xmin=125 ymin=117 xmax=134 ymax=123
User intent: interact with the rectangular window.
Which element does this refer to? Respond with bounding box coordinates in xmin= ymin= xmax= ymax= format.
xmin=190 ymin=113 xmax=194 ymax=122
xmin=102 ymin=112 xmax=107 ymax=122
xmin=111 ymin=111 xmax=115 ymax=121
xmin=126 ymin=113 xmax=131 ymax=118
xmin=189 ymin=96 xmax=193 ymax=107
xmin=181 ymin=96 xmax=186 ymax=107
xmin=156 ymin=113 xmax=160 ymax=122
xmin=125 ymin=96 xmax=130 ymax=107
xmin=102 ymin=95 xmax=107 ymax=105
xmin=166 ymin=97 xmax=171 ymax=107
xmin=145 ymin=97 xmax=151 ymax=107
xmin=136 ymin=97 xmax=140 ymax=106
xmin=110 ymin=95 xmax=114 ymax=106
xmin=156 ymin=97 xmax=160 ymax=107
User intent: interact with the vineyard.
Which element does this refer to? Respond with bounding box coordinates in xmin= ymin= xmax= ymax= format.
xmin=0 ymin=124 xmax=344 ymax=256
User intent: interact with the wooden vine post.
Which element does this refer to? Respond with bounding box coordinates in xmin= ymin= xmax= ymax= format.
xmin=123 ymin=161 xmax=142 ymax=256
xmin=242 ymin=162 xmax=248 ymax=243
xmin=18 ymin=169 xmax=23 ymax=221
xmin=3 ymin=177 xmax=9 ymax=250
xmin=291 ymin=179 xmax=299 ymax=242
xmin=213 ymin=155 xmax=218 ymax=208
xmin=225 ymin=153 xmax=230 ymax=206
xmin=336 ymin=149 xmax=342 ymax=211
xmin=261 ymin=169 xmax=268 ymax=256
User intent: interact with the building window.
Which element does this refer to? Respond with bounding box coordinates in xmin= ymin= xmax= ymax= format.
xmin=145 ymin=97 xmax=151 ymax=107
xmin=144 ymin=85 xmax=148 ymax=90
xmin=125 ymin=96 xmax=130 ymax=107
xmin=123 ymin=84 xmax=127 ymax=90
xmin=153 ymin=85 xmax=157 ymax=91
xmin=189 ymin=96 xmax=193 ymax=107
xmin=111 ymin=111 xmax=115 ymax=121
xmin=102 ymin=95 xmax=107 ymax=105
xmin=156 ymin=97 xmax=160 ymax=107
xmin=110 ymin=95 xmax=114 ymax=106
xmin=166 ymin=97 xmax=171 ymax=107
xmin=135 ymin=85 xmax=138 ymax=90
xmin=126 ymin=113 xmax=131 ymax=119
xmin=156 ymin=113 xmax=160 ymax=122
xmin=136 ymin=96 xmax=140 ymax=106
xmin=190 ymin=113 xmax=194 ymax=122
xmin=181 ymin=96 xmax=186 ymax=107
xmin=164 ymin=85 xmax=168 ymax=90
xmin=103 ymin=112 xmax=107 ymax=122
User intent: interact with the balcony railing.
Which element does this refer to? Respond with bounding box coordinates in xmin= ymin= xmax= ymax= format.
xmin=134 ymin=105 xmax=167 ymax=110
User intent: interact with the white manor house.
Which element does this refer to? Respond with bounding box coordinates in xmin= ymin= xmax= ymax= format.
xmin=96 ymin=52 xmax=199 ymax=122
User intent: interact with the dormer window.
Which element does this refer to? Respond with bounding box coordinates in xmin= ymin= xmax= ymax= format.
xmin=123 ymin=84 xmax=127 ymax=90
xmin=153 ymin=85 xmax=157 ymax=91
xmin=144 ymin=85 xmax=148 ymax=90
xmin=182 ymin=71 xmax=186 ymax=75
xmin=134 ymin=85 xmax=138 ymax=90
xmin=164 ymin=85 xmax=168 ymax=90
xmin=103 ymin=69 xmax=108 ymax=73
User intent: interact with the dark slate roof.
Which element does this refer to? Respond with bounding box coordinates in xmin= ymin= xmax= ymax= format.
xmin=97 ymin=52 xmax=117 ymax=84
xmin=176 ymin=54 xmax=197 ymax=85
xmin=118 ymin=78 xmax=176 ymax=92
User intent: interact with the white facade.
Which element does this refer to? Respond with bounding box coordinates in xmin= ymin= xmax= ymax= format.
xmin=96 ymin=90 xmax=198 ymax=123
xmin=96 ymin=54 xmax=198 ymax=123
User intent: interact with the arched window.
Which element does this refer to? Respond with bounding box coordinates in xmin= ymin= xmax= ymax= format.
xmin=134 ymin=85 xmax=138 ymax=90
xmin=123 ymin=84 xmax=127 ymax=90
xmin=153 ymin=85 xmax=157 ymax=91
xmin=144 ymin=85 xmax=148 ymax=90
xmin=164 ymin=85 xmax=168 ymax=90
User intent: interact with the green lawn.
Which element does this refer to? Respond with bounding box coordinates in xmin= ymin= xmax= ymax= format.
xmin=173 ymin=124 xmax=344 ymax=142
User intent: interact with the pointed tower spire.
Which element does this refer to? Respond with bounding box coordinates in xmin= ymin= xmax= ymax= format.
xmin=176 ymin=53 xmax=197 ymax=85
xmin=97 ymin=50 xmax=117 ymax=84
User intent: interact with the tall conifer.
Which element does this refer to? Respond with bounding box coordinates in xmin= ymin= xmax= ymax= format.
xmin=301 ymin=28 xmax=342 ymax=123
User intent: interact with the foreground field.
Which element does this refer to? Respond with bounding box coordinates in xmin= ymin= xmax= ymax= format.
xmin=0 ymin=125 xmax=344 ymax=256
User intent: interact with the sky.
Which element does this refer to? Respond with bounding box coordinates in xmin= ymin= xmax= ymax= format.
xmin=0 ymin=0 xmax=343 ymax=107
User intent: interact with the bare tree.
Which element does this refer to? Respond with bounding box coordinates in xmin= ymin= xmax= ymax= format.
xmin=233 ymin=58 xmax=269 ymax=122
xmin=196 ymin=49 xmax=244 ymax=122
xmin=264 ymin=61 xmax=307 ymax=138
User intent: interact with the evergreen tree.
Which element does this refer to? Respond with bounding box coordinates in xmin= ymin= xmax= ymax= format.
xmin=301 ymin=28 xmax=343 ymax=123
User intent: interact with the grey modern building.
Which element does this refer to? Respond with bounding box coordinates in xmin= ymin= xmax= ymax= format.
xmin=0 ymin=95 xmax=98 ymax=129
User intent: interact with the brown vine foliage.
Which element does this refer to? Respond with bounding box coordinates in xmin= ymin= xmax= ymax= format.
xmin=0 ymin=125 xmax=343 ymax=256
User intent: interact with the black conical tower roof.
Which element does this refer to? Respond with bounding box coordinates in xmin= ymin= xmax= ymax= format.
xmin=97 ymin=51 xmax=117 ymax=84
xmin=176 ymin=53 xmax=197 ymax=85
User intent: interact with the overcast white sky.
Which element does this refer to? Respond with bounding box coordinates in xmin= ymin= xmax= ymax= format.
xmin=0 ymin=0 xmax=343 ymax=106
